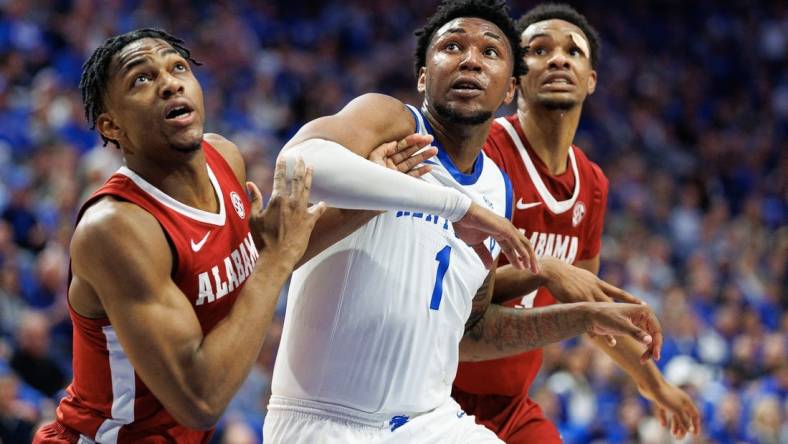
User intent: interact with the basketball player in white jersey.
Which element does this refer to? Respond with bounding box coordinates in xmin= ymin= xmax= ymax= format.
xmin=264 ymin=1 xmax=662 ymax=442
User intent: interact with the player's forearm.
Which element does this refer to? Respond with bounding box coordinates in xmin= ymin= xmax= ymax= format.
xmin=297 ymin=208 xmax=380 ymax=267
xmin=591 ymin=334 xmax=665 ymax=393
xmin=282 ymin=139 xmax=471 ymax=221
xmin=459 ymin=302 xmax=592 ymax=361
xmin=182 ymin=254 xmax=291 ymax=427
xmin=491 ymin=264 xmax=545 ymax=304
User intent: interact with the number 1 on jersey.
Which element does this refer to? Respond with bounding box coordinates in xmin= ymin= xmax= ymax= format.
xmin=430 ymin=245 xmax=452 ymax=310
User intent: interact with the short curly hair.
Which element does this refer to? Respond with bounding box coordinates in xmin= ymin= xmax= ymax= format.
xmin=413 ymin=0 xmax=525 ymax=82
xmin=79 ymin=28 xmax=200 ymax=148
xmin=516 ymin=3 xmax=601 ymax=69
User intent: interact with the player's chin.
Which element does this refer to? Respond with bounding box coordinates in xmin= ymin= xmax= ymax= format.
xmin=536 ymin=94 xmax=578 ymax=111
xmin=169 ymin=128 xmax=204 ymax=153
xmin=437 ymin=102 xmax=493 ymax=126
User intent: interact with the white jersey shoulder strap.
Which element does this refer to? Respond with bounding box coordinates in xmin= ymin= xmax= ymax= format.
xmin=406 ymin=104 xmax=429 ymax=135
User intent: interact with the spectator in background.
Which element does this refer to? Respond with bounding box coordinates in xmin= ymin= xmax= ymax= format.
xmin=746 ymin=396 xmax=782 ymax=444
xmin=0 ymin=366 xmax=37 ymax=443
xmin=25 ymin=246 xmax=68 ymax=311
xmin=0 ymin=259 xmax=26 ymax=339
xmin=0 ymin=0 xmax=783 ymax=441
xmin=1 ymin=171 xmax=46 ymax=253
xmin=708 ymin=391 xmax=748 ymax=444
xmin=220 ymin=419 xmax=257 ymax=444
xmin=9 ymin=311 xmax=65 ymax=398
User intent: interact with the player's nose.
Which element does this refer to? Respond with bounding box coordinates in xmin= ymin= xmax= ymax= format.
xmin=459 ymin=47 xmax=483 ymax=72
xmin=159 ymin=70 xmax=184 ymax=98
xmin=547 ymin=50 xmax=571 ymax=69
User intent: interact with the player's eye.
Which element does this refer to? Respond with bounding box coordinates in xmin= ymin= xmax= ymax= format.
xmin=484 ymin=47 xmax=500 ymax=57
xmin=132 ymin=73 xmax=151 ymax=87
xmin=569 ymin=48 xmax=582 ymax=57
xmin=446 ymin=42 xmax=461 ymax=52
xmin=174 ymin=62 xmax=187 ymax=72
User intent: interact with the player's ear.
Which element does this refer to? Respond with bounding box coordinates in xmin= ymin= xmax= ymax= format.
xmin=503 ymin=76 xmax=517 ymax=105
xmin=587 ymin=69 xmax=597 ymax=95
xmin=96 ymin=113 xmax=126 ymax=150
xmin=96 ymin=113 xmax=121 ymax=140
xmin=417 ymin=67 xmax=427 ymax=93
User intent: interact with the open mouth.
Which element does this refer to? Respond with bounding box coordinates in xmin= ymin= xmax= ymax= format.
xmin=542 ymin=74 xmax=575 ymax=86
xmin=165 ymin=105 xmax=193 ymax=120
xmin=451 ymin=78 xmax=484 ymax=91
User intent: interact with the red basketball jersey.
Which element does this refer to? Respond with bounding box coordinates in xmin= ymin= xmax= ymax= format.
xmin=454 ymin=113 xmax=609 ymax=397
xmin=56 ymin=142 xmax=257 ymax=443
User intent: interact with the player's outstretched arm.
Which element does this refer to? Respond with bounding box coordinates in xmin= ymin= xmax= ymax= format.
xmin=295 ymin=133 xmax=438 ymax=267
xmin=570 ymin=257 xmax=701 ymax=438
xmin=644 ymin=383 xmax=701 ymax=438
xmin=70 ymin=158 xmax=323 ymax=430
xmin=279 ymin=95 xmax=538 ymax=271
xmin=459 ymin=301 xmax=662 ymax=362
xmin=278 ymin=95 xmax=473 ymax=221
xmin=492 ymin=257 xmax=644 ymax=305
xmin=592 ymin=333 xmax=701 ymax=438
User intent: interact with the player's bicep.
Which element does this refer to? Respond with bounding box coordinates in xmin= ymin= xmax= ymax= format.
xmin=283 ymin=93 xmax=416 ymax=157
xmin=72 ymin=203 xmax=205 ymax=399
xmin=464 ymin=266 xmax=497 ymax=334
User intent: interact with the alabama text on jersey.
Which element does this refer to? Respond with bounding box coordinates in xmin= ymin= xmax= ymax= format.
xmin=454 ymin=113 xmax=609 ymax=397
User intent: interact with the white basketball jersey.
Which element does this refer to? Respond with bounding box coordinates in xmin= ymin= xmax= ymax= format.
xmin=271 ymin=105 xmax=513 ymax=418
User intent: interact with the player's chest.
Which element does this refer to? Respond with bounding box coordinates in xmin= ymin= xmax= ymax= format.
xmin=510 ymin=163 xmax=593 ymax=224
xmin=509 ymin=175 xmax=594 ymax=264
xmin=173 ymin=221 xmax=256 ymax=309
xmin=383 ymin=211 xmax=491 ymax=292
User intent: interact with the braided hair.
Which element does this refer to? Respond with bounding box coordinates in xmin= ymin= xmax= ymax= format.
xmin=79 ymin=28 xmax=200 ymax=148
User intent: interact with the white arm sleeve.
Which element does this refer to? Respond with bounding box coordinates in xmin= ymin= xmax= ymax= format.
xmin=282 ymin=138 xmax=472 ymax=222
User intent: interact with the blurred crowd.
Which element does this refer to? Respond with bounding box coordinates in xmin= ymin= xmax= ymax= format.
xmin=0 ymin=0 xmax=784 ymax=443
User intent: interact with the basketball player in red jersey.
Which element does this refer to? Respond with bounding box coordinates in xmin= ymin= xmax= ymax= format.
xmin=450 ymin=4 xmax=702 ymax=442
xmin=32 ymin=29 xmax=329 ymax=443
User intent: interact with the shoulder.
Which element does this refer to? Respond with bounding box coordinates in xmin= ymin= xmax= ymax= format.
xmin=72 ymin=197 xmax=170 ymax=275
xmin=284 ymin=93 xmax=416 ymax=154
xmin=339 ymin=93 xmax=414 ymax=128
xmin=204 ymin=132 xmax=240 ymax=158
xmin=572 ymin=145 xmax=608 ymax=194
xmin=486 ymin=117 xmax=509 ymax=141
xmin=484 ymin=117 xmax=516 ymax=163
xmin=483 ymin=120 xmax=504 ymax=156
xmin=342 ymin=93 xmax=407 ymax=113
xmin=203 ymin=133 xmax=245 ymax=184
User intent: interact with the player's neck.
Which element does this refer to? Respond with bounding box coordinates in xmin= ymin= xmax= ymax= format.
xmin=424 ymin=111 xmax=490 ymax=174
xmin=124 ymin=149 xmax=219 ymax=213
xmin=517 ymin=105 xmax=581 ymax=175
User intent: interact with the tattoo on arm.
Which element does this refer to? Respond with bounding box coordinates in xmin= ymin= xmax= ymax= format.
xmin=461 ymin=303 xmax=590 ymax=361
xmin=464 ymin=269 xmax=495 ymax=334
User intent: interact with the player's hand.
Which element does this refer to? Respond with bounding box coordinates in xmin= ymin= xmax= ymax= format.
xmin=641 ymin=383 xmax=701 ymax=439
xmin=581 ymin=302 xmax=663 ymax=363
xmin=247 ymin=156 xmax=327 ymax=270
xmin=454 ymin=202 xmax=538 ymax=273
xmin=368 ymin=133 xmax=438 ymax=178
xmin=540 ymin=257 xmax=644 ymax=305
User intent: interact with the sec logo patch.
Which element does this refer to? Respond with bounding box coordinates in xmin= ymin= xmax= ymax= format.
xmin=231 ymin=191 xmax=245 ymax=219
xmin=572 ymin=201 xmax=585 ymax=227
